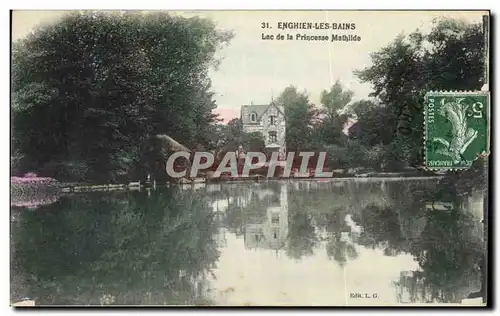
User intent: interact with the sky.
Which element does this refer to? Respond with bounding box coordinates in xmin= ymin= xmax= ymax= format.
xmin=207 ymin=191 xmax=421 ymax=306
xmin=12 ymin=10 xmax=487 ymax=122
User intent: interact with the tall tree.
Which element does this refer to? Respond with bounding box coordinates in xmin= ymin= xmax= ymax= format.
xmin=348 ymin=105 xmax=398 ymax=147
xmin=320 ymin=81 xmax=354 ymax=119
xmin=12 ymin=11 xmax=233 ymax=182
xmin=310 ymin=114 xmax=348 ymax=149
xmin=277 ymin=86 xmax=318 ymax=152
xmin=310 ymin=81 xmax=354 ymax=148
xmin=355 ymin=18 xmax=485 ymax=166
xmin=348 ymin=99 xmax=377 ymax=117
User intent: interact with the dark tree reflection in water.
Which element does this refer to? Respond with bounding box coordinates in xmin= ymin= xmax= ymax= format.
xmin=11 ymin=176 xmax=486 ymax=305
xmin=11 ymin=188 xmax=219 ymax=305
xmin=285 ymin=193 xmax=319 ymax=260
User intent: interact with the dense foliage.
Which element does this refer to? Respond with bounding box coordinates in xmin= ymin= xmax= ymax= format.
xmin=12 ymin=11 xmax=233 ymax=183
xmin=278 ymin=18 xmax=485 ymax=172
xmin=12 ymin=14 xmax=486 ymax=181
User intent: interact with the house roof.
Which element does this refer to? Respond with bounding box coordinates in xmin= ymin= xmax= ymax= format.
xmin=156 ymin=134 xmax=191 ymax=152
xmin=241 ymin=104 xmax=269 ymax=124
xmin=241 ymin=103 xmax=284 ymax=124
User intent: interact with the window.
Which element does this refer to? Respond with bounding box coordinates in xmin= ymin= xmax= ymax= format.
xmin=270 ymin=115 xmax=276 ymax=125
xmin=269 ymin=131 xmax=277 ymax=143
xmin=250 ymin=112 xmax=257 ymax=122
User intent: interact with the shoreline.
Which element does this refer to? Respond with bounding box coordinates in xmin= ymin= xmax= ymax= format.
xmin=10 ymin=174 xmax=445 ymax=211
xmin=56 ymin=174 xmax=445 ymax=193
xmin=10 ymin=173 xmax=443 ymax=197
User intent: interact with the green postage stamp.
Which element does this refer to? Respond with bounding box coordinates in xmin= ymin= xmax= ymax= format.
xmin=424 ymin=91 xmax=490 ymax=170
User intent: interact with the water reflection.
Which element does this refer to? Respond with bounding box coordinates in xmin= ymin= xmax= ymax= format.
xmin=11 ymin=178 xmax=485 ymax=306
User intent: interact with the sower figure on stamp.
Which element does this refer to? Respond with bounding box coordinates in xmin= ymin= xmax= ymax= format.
xmin=425 ymin=91 xmax=489 ymax=170
xmin=432 ymin=98 xmax=478 ymax=164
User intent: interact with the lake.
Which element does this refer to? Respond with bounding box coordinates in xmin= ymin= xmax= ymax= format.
xmin=10 ymin=178 xmax=486 ymax=306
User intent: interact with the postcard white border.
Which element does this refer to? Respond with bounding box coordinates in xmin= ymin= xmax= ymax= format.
xmin=2 ymin=1 xmax=498 ymax=315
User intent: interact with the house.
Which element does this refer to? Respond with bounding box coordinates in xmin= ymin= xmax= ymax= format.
xmin=343 ymin=115 xmax=358 ymax=136
xmin=244 ymin=185 xmax=289 ymax=252
xmin=240 ymin=101 xmax=286 ymax=156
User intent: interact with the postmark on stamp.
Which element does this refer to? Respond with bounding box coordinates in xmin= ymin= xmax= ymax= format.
xmin=424 ymin=91 xmax=490 ymax=170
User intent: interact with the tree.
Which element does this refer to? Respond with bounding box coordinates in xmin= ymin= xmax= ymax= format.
xmin=12 ymin=11 xmax=233 ymax=182
xmin=242 ymin=132 xmax=266 ymax=153
xmin=355 ymin=18 xmax=485 ymax=166
xmin=310 ymin=81 xmax=354 ymax=149
xmin=310 ymin=114 xmax=348 ymax=148
xmin=324 ymin=144 xmax=349 ymax=169
xmin=348 ymin=99 xmax=377 ymax=117
xmin=277 ymin=86 xmax=319 ymax=152
xmin=348 ymin=105 xmax=398 ymax=147
xmin=214 ymin=118 xmax=265 ymax=157
xmin=344 ymin=139 xmax=367 ymax=169
xmin=320 ymin=81 xmax=354 ymax=119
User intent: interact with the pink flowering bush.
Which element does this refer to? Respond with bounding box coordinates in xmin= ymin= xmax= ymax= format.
xmin=11 ymin=174 xmax=57 ymax=185
xmin=11 ymin=173 xmax=60 ymax=209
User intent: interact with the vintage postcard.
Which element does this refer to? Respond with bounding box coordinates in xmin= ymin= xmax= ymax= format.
xmin=10 ymin=10 xmax=490 ymax=307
